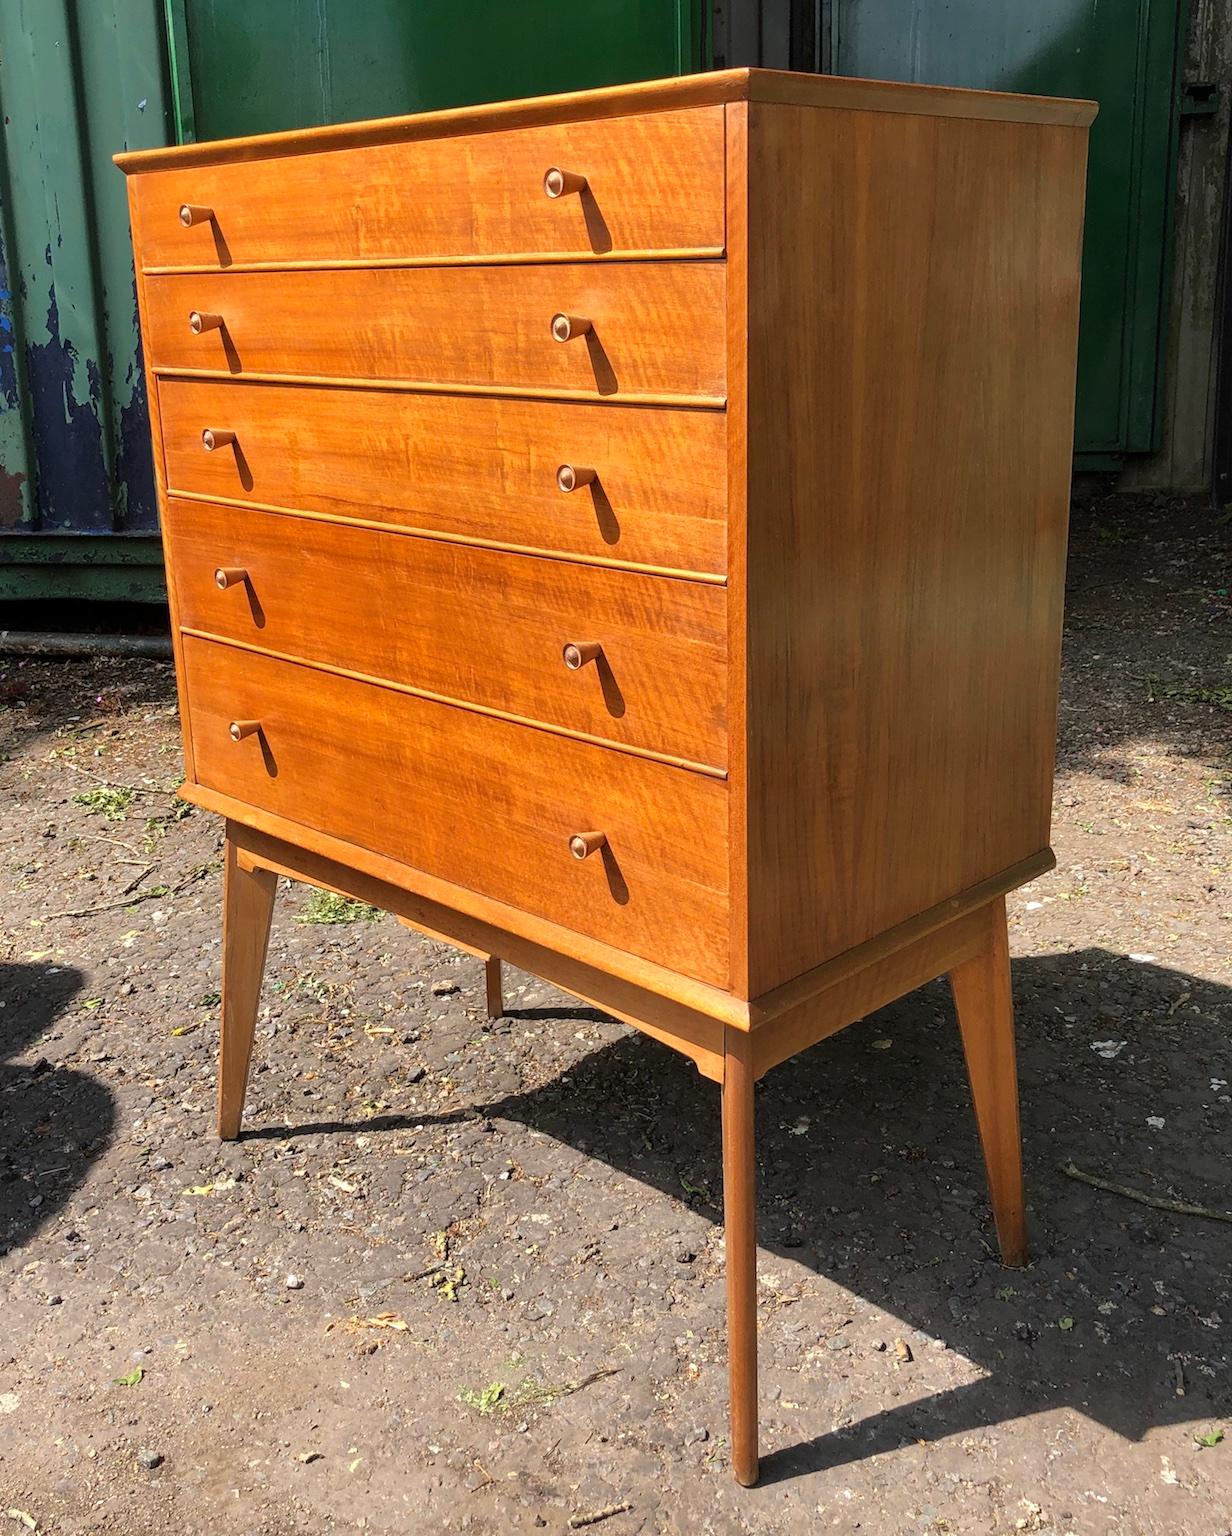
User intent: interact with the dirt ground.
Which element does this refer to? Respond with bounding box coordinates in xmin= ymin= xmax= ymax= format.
xmin=0 ymin=491 xmax=1229 ymax=1535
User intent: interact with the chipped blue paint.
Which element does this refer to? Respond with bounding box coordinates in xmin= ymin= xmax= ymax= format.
xmin=0 ymin=0 xmax=171 ymax=567
xmin=114 ymin=277 xmax=157 ymax=531
xmin=24 ymin=284 xmax=110 ymax=530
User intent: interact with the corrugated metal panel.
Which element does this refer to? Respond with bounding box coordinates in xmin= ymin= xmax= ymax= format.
xmin=166 ymin=0 xmax=708 ymax=142
xmin=826 ymin=0 xmax=1188 ymax=464
xmin=723 ymin=0 xmax=1190 ymax=468
xmin=0 ymin=0 xmax=172 ymax=596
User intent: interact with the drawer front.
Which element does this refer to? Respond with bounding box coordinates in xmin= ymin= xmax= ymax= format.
xmin=165 ymin=498 xmax=728 ymax=770
xmin=131 ymin=109 xmax=725 ymax=269
xmin=142 ymin=263 xmax=726 ymax=402
xmin=158 ymin=378 xmax=727 ymax=576
xmin=182 ymin=636 xmax=730 ymax=986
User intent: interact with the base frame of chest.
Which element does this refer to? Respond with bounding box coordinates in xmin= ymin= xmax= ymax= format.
xmin=216 ymin=811 xmax=1036 ymax=1486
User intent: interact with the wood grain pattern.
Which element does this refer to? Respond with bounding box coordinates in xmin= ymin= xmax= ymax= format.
xmin=182 ymin=635 xmax=730 ymax=986
xmin=113 ymin=67 xmax=1095 ymax=175
xmin=750 ymin=899 xmax=991 ymax=1079
xmin=723 ymin=102 xmax=751 ymax=999
xmin=721 ymin=1026 xmax=758 ymax=1487
xmin=218 ymin=835 xmax=277 ymax=1140
xmin=735 ymin=101 xmax=1089 ymax=996
xmin=142 ymin=262 xmax=727 ymax=402
xmin=157 ymin=377 xmax=727 ymax=576
xmin=949 ymin=897 xmax=1027 ymax=1267
xmin=228 ymin=819 xmax=729 ymax=1081
xmin=163 ymin=496 xmax=728 ymax=770
xmin=118 ymin=73 xmax=1094 ymax=1488
xmin=131 ymin=108 xmax=725 ymax=268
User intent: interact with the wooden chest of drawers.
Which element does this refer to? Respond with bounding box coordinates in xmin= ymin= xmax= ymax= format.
xmin=118 ymin=68 xmax=1094 ymax=1485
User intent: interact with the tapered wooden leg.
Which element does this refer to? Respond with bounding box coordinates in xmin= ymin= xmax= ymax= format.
xmin=218 ymin=837 xmax=277 ymax=1141
xmin=948 ymin=897 xmax=1027 ymax=1267
xmin=722 ymin=1028 xmax=759 ymax=1486
xmin=485 ymin=956 xmax=504 ymax=1019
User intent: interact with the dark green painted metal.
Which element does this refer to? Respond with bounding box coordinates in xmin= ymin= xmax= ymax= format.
xmin=0 ymin=534 xmax=166 ymax=600
xmin=0 ymin=0 xmax=174 ymax=597
xmin=829 ymin=0 xmax=1187 ymax=457
xmin=165 ymin=0 xmax=707 ymax=141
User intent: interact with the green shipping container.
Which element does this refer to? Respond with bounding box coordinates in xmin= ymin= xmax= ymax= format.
xmin=0 ymin=0 xmax=174 ymax=600
xmin=0 ymin=0 xmax=706 ymax=601
xmin=826 ymin=0 xmax=1189 ymax=464
xmin=165 ymin=0 xmax=708 ymax=140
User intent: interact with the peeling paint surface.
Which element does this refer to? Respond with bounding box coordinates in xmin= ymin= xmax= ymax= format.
xmin=24 ymin=285 xmax=111 ymax=531
xmin=0 ymin=0 xmax=169 ymax=566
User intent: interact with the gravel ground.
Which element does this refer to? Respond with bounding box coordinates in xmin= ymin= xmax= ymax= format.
xmin=0 ymin=491 xmax=1229 ymax=1535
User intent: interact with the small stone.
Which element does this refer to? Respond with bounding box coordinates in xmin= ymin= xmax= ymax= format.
xmin=872 ymin=1340 xmax=887 ymax=1352
xmin=405 ymin=1066 xmax=425 ymax=1085
xmin=47 ymin=1294 xmax=63 ymax=1306
xmin=826 ymin=1334 xmax=849 ymax=1351
xmin=673 ymin=1245 xmax=696 ymax=1264
xmin=137 ymin=1449 xmax=163 ymax=1470
xmin=893 ymin=1338 xmax=913 ymax=1363
xmin=684 ymin=1426 xmax=709 ymax=1445
xmin=431 ymin=980 xmax=460 ymax=997
xmin=285 ymin=1274 xmax=304 ymax=1291
xmin=501 ymin=1288 xmax=514 ymax=1302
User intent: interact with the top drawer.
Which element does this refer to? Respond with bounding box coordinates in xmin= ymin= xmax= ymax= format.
xmin=129 ymin=109 xmax=725 ymax=270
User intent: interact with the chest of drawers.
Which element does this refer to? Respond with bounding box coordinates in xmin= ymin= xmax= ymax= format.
xmin=118 ymin=68 xmax=1094 ymax=1485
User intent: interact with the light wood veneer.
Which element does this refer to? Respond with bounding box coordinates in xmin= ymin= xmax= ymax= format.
xmin=119 ymin=67 xmax=1094 ymax=1487
xmin=158 ymin=377 xmax=728 ymax=576
xmin=132 ymin=107 xmax=726 ymax=268
xmin=144 ymin=261 xmax=727 ymax=402
xmin=164 ymin=497 xmax=728 ymax=769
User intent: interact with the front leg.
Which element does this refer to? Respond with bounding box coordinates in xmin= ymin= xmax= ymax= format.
xmin=218 ymin=833 xmax=278 ymax=1140
xmin=722 ymin=1027 xmax=759 ymax=1485
xmin=949 ymin=896 xmax=1027 ymax=1267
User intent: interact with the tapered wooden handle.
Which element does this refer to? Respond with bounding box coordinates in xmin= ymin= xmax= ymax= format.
xmin=179 ymin=203 xmax=214 ymax=227
xmin=562 ymin=641 xmax=602 ymax=671
xmin=214 ymin=567 xmax=248 ymax=590
xmin=228 ymin=719 xmax=261 ymax=741
xmin=202 ymin=427 xmax=236 ymax=451
xmin=556 ymin=463 xmax=597 ymax=493
xmin=551 ymin=313 xmax=592 ymax=343
xmin=569 ymin=831 xmax=607 ymax=860
xmin=543 ymin=167 xmax=588 ymax=199
xmin=189 ymin=310 xmax=223 ymax=334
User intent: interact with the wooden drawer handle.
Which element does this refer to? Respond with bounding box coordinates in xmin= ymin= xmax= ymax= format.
xmin=214 ymin=567 xmax=248 ymax=590
xmin=551 ymin=313 xmax=591 ymax=343
xmin=556 ymin=463 xmax=596 ymax=493
xmin=228 ymin=719 xmax=261 ymax=741
xmin=179 ymin=203 xmax=214 ymax=227
xmin=543 ymin=167 xmax=588 ymax=199
xmin=189 ymin=310 xmax=223 ymax=334
xmin=562 ymin=641 xmax=602 ymax=671
xmin=569 ymin=831 xmax=607 ymax=860
xmin=201 ymin=427 xmax=236 ymax=451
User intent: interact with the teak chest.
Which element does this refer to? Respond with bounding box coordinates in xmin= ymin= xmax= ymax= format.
xmin=118 ymin=68 xmax=1094 ymax=1484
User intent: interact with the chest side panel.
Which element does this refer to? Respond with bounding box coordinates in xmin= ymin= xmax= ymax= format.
xmin=740 ymin=101 xmax=1089 ymax=995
